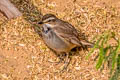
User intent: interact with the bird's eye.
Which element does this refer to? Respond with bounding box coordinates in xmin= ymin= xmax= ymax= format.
xmin=38 ymin=21 xmax=43 ymax=24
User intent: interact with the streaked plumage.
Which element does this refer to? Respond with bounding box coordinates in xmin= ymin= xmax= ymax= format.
xmin=38 ymin=14 xmax=94 ymax=71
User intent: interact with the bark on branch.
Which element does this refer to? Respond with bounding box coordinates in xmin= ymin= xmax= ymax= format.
xmin=0 ymin=0 xmax=22 ymax=19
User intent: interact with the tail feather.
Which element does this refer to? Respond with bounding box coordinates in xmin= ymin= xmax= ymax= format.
xmin=80 ymin=40 xmax=94 ymax=48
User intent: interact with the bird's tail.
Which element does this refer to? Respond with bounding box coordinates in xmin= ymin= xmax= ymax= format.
xmin=80 ymin=40 xmax=94 ymax=48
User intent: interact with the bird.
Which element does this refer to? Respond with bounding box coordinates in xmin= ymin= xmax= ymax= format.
xmin=37 ymin=14 xmax=94 ymax=71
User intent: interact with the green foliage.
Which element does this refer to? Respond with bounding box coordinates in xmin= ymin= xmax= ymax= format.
xmin=110 ymin=54 xmax=120 ymax=80
xmin=86 ymin=31 xmax=120 ymax=80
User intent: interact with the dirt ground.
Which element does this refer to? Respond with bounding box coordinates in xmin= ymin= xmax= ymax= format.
xmin=0 ymin=0 xmax=120 ymax=80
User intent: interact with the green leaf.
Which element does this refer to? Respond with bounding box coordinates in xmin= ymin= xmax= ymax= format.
xmin=96 ymin=46 xmax=104 ymax=69
xmin=86 ymin=36 xmax=102 ymax=59
xmin=111 ymin=40 xmax=120 ymax=71
xmin=110 ymin=54 xmax=120 ymax=80
xmin=96 ymin=37 xmax=106 ymax=69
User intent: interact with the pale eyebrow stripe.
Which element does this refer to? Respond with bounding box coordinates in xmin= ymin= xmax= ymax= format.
xmin=43 ymin=17 xmax=55 ymax=22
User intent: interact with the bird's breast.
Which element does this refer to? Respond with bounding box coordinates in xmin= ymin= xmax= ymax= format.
xmin=42 ymin=30 xmax=76 ymax=53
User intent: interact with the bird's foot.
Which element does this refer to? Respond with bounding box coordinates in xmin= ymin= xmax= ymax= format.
xmin=60 ymin=55 xmax=71 ymax=72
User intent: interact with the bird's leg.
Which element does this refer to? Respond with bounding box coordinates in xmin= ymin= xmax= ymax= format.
xmin=61 ymin=53 xmax=71 ymax=71
xmin=53 ymin=53 xmax=66 ymax=65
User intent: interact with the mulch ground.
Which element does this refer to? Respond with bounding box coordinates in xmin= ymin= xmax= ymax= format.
xmin=0 ymin=0 xmax=120 ymax=80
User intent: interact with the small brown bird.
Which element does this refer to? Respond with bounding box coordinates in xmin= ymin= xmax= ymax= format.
xmin=38 ymin=14 xmax=93 ymax=71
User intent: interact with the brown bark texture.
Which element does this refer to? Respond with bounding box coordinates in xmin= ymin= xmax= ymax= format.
xmin=0 ymin=0 xmax=22 ymax=19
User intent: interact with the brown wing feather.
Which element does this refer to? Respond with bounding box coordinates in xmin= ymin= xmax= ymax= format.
xmin=53 ymin=20 xmax=81 ymax=46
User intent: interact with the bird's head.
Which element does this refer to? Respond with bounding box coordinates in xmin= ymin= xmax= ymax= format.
xmin=38 ymin=14 xmax=58 ymax=25
xmin=38 ymin=14 xmax=58 ymax=34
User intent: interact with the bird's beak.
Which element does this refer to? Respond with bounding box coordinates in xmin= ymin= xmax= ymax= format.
xmin=38 ymin=21 xmax=43 ymax=24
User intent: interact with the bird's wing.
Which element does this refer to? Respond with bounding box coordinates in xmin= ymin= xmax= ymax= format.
xmin=53 ymin=21 xmax=81 ymax=46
